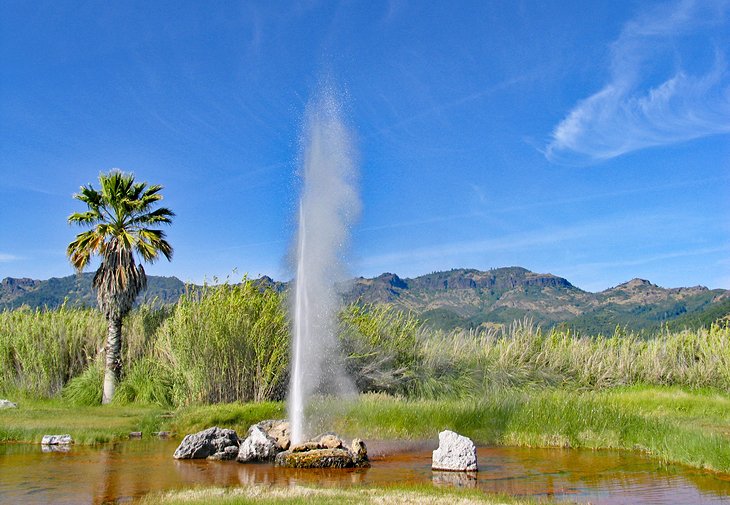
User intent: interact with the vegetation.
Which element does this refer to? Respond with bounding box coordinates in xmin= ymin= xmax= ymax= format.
xmin=1 ymin=282 xmax=729 ymax=474
xmin=157 ymin=281 xmax=289 ymax=405
xmin=139 ymin=485 xmax=538 ymax=505
xmin=2 ymin=285 xmax=729 ymax=405
xmin=0 ymin=398 xmax=164 ymax=444
xmin=67 ymin=169 xmax=174 ymax=403
xmin=2 ymin=386 xmax=728 ymax=474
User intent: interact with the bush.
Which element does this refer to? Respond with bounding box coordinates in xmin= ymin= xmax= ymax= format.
xmin=63 ymin=359 xmax=103 ymax=406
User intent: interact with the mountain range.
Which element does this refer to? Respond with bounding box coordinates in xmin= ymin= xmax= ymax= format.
xmin=2 ymin=267 xmax=728 ymax=334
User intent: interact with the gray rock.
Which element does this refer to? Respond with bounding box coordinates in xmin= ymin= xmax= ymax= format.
xmin=173 ymin=426 xmax=239 ymax=460
xmin=0 ymin=399 xmax=17 ymax=409
xmin=209 ymin=445 xmax=239 ymax=461
xmin=431 ymin=430 xmax=478 ymax=471
xmin=41 ymin=434 xmax=73 ymax=445
xmin=237 ymin=425 xmax=278 ymax=463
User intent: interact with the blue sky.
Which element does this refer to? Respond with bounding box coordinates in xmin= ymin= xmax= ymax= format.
xmin=1 ymin=0 xmax=728 ymax=291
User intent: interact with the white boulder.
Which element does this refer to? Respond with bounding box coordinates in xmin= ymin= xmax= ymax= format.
xmin=431 ymin=430 xmax=478 ymax=471
xmin=237 ymin=425 xmax=279 ymax=462
xmin=41 ymin=434 xmax=73 ymax=445
xmin=0 ymin=399 xmax=17 ymax=409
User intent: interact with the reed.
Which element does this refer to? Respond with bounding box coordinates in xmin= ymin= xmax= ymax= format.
xmin=155 ymin=280 xmax=289 ymax=405
xmin=420 ymin=319 xmax=730 ymax=394
xmin=0 ymin=306 xmax=105 ymax=397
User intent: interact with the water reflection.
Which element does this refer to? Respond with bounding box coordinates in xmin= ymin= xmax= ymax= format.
xmin=0 ymin=441 xmax=728 ymax=505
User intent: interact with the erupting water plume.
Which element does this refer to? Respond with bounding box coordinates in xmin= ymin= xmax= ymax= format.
xmin=288 ymin=88 xmax=360 ymax=445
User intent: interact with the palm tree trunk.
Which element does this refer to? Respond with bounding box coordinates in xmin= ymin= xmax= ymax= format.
xmin=102 ymin=316 xmax=123 ymax=404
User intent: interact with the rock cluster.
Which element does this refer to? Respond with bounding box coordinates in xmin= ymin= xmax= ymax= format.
xmin=431 ymin=430 xmax=477 ymax=472
xmin=173 ymin=426 xmax=240 ymax=460
xmin=173 ymin=421 xmax=368 ymax=469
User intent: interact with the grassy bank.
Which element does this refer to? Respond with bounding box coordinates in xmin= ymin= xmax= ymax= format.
xmin=0 ymin=387 xmax=730 ymax=473
xmin=0 ymin=399 xmax=165 ymax=444
xmin=164 ymin=386 xmax=730 ymax=473
xmin=139 ymin=484 xmax=539 ymax=505
xmin=4 ymin=386 xmax=724 ymax=474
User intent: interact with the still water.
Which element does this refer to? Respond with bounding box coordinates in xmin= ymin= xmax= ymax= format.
xmin=1 ymin=440 xmax=728 ymax=504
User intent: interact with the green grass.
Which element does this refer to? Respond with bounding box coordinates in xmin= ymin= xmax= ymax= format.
xmin=140 ymin=484 xmax=541 ymax=505
xmin=164 ymin=385 xmax=730 ymax=474
xmin=171 ymin=401 xmax=285 ymax=435
xmin=1 ymin=386 xmax=729 ymax=473
xmin=326 ymin=387 xmax=730 ymax=472
xmin=0 ymin=398 xmax=165 ymax=444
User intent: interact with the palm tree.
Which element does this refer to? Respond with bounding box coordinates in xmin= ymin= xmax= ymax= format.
xmin=67 ymin=170 xmax=174 ymax=404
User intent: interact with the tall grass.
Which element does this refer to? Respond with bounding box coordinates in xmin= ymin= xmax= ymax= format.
xmin=156 ymin=280 xmax=289 ymax=405
xmin=0 ymin=304 xmax=171 ymax=400
xmin=418 ymin=319 xmax=730 ymax=394
xmin=0 ymin=306 xmax=105 ymax=397
xmin=2 ymin=293 xmax=728 ymax=405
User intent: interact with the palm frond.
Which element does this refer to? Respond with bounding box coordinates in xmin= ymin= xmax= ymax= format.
xmin=67 ymin=169 xmax=174 ymax=318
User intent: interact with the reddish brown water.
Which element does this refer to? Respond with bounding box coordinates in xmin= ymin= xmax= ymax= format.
xmin=1 ymin=440 xmax=728 ymax=504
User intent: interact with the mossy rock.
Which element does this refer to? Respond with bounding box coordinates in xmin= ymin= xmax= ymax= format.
xmin=275 ymin=448 xmax=361 ymax=468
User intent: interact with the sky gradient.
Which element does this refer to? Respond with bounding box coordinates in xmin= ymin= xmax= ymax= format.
xmin=1 ymin=0 xmax=729 ymax=291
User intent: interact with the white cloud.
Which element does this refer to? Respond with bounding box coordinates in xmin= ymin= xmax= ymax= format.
xmin=546 ymin=0 xmax=730 ymax=164
xmin=0 ymin=253 xmax=19 ymax=262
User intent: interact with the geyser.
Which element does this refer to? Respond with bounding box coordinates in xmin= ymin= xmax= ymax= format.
xmin=288 ymin=89 xmax=360 ymax=445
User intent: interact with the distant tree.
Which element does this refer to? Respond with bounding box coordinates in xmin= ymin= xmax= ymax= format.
xmin=67 ymin=170 xmax=174 ymax=403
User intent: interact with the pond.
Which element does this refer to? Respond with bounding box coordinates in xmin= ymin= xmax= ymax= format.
xmin=1 ymin=439 xmax=728 ymax=504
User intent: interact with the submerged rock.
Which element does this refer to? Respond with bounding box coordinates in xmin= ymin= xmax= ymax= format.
xmin=0 ymin=399 xmax=17 ymax=409
xmin=173 ymin=427 xmax=239 ymax=460
xmin=237 ymin=425 xmax=279 ymax=463
xmin=431 ymin=430 xmax=478 ymax=472
xmin=41 ymin=434 xmax=73 ymax=445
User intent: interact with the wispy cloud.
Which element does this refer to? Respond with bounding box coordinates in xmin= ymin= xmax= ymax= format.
xmin=546 ymin=0 xmax=730 ymax=164
xmin=0 ymin=253 xmax=19 ymax=262
xmin=358 ymin=212 xmax=672 ymax=272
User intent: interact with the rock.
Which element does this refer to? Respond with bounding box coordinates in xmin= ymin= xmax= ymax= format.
xmin=276 ymin=436 xmax=369 ymax=468
xmin=173 ymin=426 xmax=239 ymax=460
xmin=350 ymin=438 xmax=368 ymax=465
xmin=129 ymin=432 xmax=142 ymax=439
xmin=209 ymin=445 xmax=239 ymax=461
xmin=41 ymin=434 xmax=73 ymax=445
xmin=432 ymin=430 xmax=478 ymax=472
xmin=291 ymin=441 xmax=320 ymax=453
xmin=237 ymin=425 xmax=278 ymax=463
xmin=0 ymin=399 xmax=17 ymax=409
xmin=275 ymin=448 xmax=355 ymax=468
xmin=254 ymin=419 xmax=290 ymax=451
xmin=317 ymin=433 xmax=343 ymax=449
